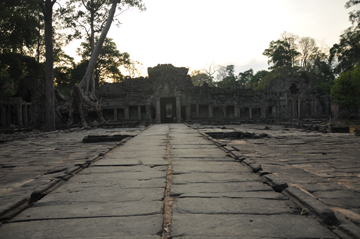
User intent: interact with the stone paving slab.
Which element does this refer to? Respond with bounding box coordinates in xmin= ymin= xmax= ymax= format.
xmin=0 ymin=127 xmax=143 ymax=209
xmin=0 ymin=124 xmax=349 ymax=238
xmin=169 ymin=124 xmax=337 ymax=238
xmin=0 ymin=215 xmax=163 ymax=239
xmin=172 ymin=172 xmax=261 ymax=184
xmin=14 ymin=200 xmax=163 ymax=220
xmin=173 ymin=198 xmax=296 ymax=214
xmin=0 ymin=125 xmax=167 ymax=238
xmin=173 ymin=161 xmax=251 ymax=174
xmin=171 ymin=182 xmax=272 ymax=196
xmin=171 ymin=214 xmax=337 ymax=238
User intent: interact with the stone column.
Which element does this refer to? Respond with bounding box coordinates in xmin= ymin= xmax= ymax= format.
xmin=1 ymin=105 xmax=6 ymax=127
xmin=176 ymin=96 xmax=181 ymax=123
xmin=17 ymin=104 xmax=23 ymax=126
xmin=114 ymin=109 xmax=117 ymax=121
xmin=146 ymin=105 xmax=151 ymax=120
xmin=138 ymin=106 xmax=141 ymax=120
xmin=208 ymin=105 xmax=213 ymax=118
xmin=196 ymin=104 xmax=199 ymax=118
xmin=7 ymin=106 xmax=11 ymax=126
xmin=234 ymin=105 xmax=239 ymax=118
xmin=124 ymin=107 xmax=130 ymax=120
xmin=156 ymin=98 xmax=161 ymax=123
xmin=186 ymin=105 xmax=191 ymax=121
xmin=223 ymin=106 xmax=226 ymax=118
xmin=249 ymin=107 xmax=252 ymax=119
xmin=23 ymin=105 xmax=28 ymax=125
xmin=298 ymin=99 xmax=302 ymax=119
xmin=261 ymin=107 xmax=266 ymax=118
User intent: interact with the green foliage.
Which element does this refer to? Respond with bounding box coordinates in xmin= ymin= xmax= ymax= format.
xmin=191 ymin=70 xmax=214 ymax=86
xmin=330 ymin=27 xmax=360 ymax=74
xmin=0 ymin=52 xmax=44 ymax=93
xmin=255 ymin=66 xmax=302 ymax=90
xmin=263 ymin=40 xmax=300 ymax=69
xmin=77 ymin=37 xmax=130 ymax=86
xmin=345 ymin=0 xmax=360 ymax=28
xmin=238 ymin=69 xmax=253 ymax=88
xmin=248 ymin=70 xmax=268 ymax=89
xmin=217 ymin=65 xmax=238 ymax=89
xmin=0 ymin=0 xmax=41 ymax=53
xmin=331 ymin=63 xmax=360 ymax=113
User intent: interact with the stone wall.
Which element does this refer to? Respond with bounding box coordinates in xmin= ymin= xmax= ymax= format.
xmin=99 ymin=64 xmax=331 ymax=124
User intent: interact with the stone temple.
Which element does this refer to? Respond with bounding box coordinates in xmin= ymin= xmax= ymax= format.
xmin=0 ymin=64 xmax=331 ymax=127
xmin=99 ymin=64 xmax=330 ymax=124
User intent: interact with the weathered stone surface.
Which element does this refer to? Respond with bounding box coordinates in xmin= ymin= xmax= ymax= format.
xmin=173 ymin=198 xmax=296 ymax=214
xmin=171 ymin=182 xmax=272 ymax=196
xmin=0 ymin=216 xmax=163 ymax=239
xmin=171 ymin=214 xmax=337 ymax=238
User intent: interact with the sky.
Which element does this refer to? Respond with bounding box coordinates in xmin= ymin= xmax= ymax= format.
xmin=64 ymin=0 xmax=358 ymax=77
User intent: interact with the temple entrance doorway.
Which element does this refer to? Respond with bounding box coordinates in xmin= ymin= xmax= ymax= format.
xmin=160 ymin=97 xmax=177 ymax=123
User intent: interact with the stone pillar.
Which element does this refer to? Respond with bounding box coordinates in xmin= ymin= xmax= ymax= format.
xmin=223 ymin=106 xmax=226 ymax=118
xmin=261 ymin=107 xmax=266 ymax=118
xmin=156 ymin=99 xmax=161 ymax=123
xmin=124 ymin=107 xmax=130 ymax=120
xmin=313 ymin=98 xmax=318 ymax=118
xmin=176 ymin=96 xmax=181 ymax=123
xmin=249 ymin=107 xmax=252 ymax=119
xmin=146 ymin=105 xmax=151 ymax=120
xmin=17 ymin=104 xmax=23 ymax=126
xmin=209 ymin=105 xmax=213 ymax=118
xmin=23 ymin=105 xmax=28 ymax=125
xmin=1 ymin=105 xmax=6 ymax=127
xmin=298 ymin=99 xmax=302 ymax=119
xmin=196 ymin=104 xmax=199 ymax=118
xmin=138 ymin=106 xmax=141 ymax=120
xmin=186 ymin=105 xmax=191 ymax=121
xmin=114 ymin=109 xmax=118 ymax=121
xmin=234 ymin=105 xmax=238 ymax=118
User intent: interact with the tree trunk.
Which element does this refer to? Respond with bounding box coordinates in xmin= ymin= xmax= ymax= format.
xmin=40 ymin=0 xmax=56 ymax=131
xmin=64 ymin=0 xmax=120 ymax=126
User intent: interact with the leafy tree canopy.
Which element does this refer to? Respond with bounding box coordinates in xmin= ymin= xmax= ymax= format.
xmin=330 ymin=62 xmax=360 ymax=114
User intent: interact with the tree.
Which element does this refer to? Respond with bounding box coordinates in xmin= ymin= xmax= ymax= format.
xmin=345 ymin=0 xmax=360 ymax=29
xmin=298 ymin=37 xmax=318 ymax=68
xmin=62 ymin=0 xmax=143 ymax=126
xmin=330 ymin=63 xmax=360 ymax=115
xmin=281 ymin=31 xmax=300 ymax=67
xmin=77 ymin=37 xmax=131 ymax=85
xmin=263 ymin=40 xmax=293 ymax=69
xmin=248 ymin=70 xmax=268 ymax=89
xmin=124 ymin=60 xmax=144 ymax=78
xmin=237 ymin=69 xmax=253 ymax=88
xmin=0 ymin=0 xmax=41 ymax=54
xmin=190 ymin=69 xmax=213 ymax=86
xmin=217 ymin=65 xmax=238 ymax=89
xmin=202 ymin=62 xmax=219 ymax=83
xmin=38 ymin=0 xmax=56 ymax=131
xmin=330 ymin=27 xmax=360 ymax=74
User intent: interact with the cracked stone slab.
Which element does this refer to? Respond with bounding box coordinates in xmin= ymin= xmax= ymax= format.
xmin=175 ymin=191 xmax=288 ymax=199
xmin=171 ymin=182 xmax=272 ymax=196
xmin=173 ymin=198 xmax=297 ymax=214
xmin=172 ymin=172 xmax=262 ymax=184
xmin=13 ymin=200 xmax=163 ymax=221
xmin=92 ymin=158 xmax=168 ymax=166
xmin=56 ymin=177 xmax=166 ymax=189
xmin=0 ymin=215 xmax=163 ymax=239
xmin=172 ymin=161 xmax=250 ymax=174
xmin=34 ymin=187 xmax=165 ymax=203
xmin=171 ymin=214 xmax=337 ymax=238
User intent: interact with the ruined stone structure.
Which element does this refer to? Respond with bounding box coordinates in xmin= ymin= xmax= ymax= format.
xmin=99 ymin=64 xmax=330 ymax=124
xmin=0 ymin=64 xmax=331 ymax=128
